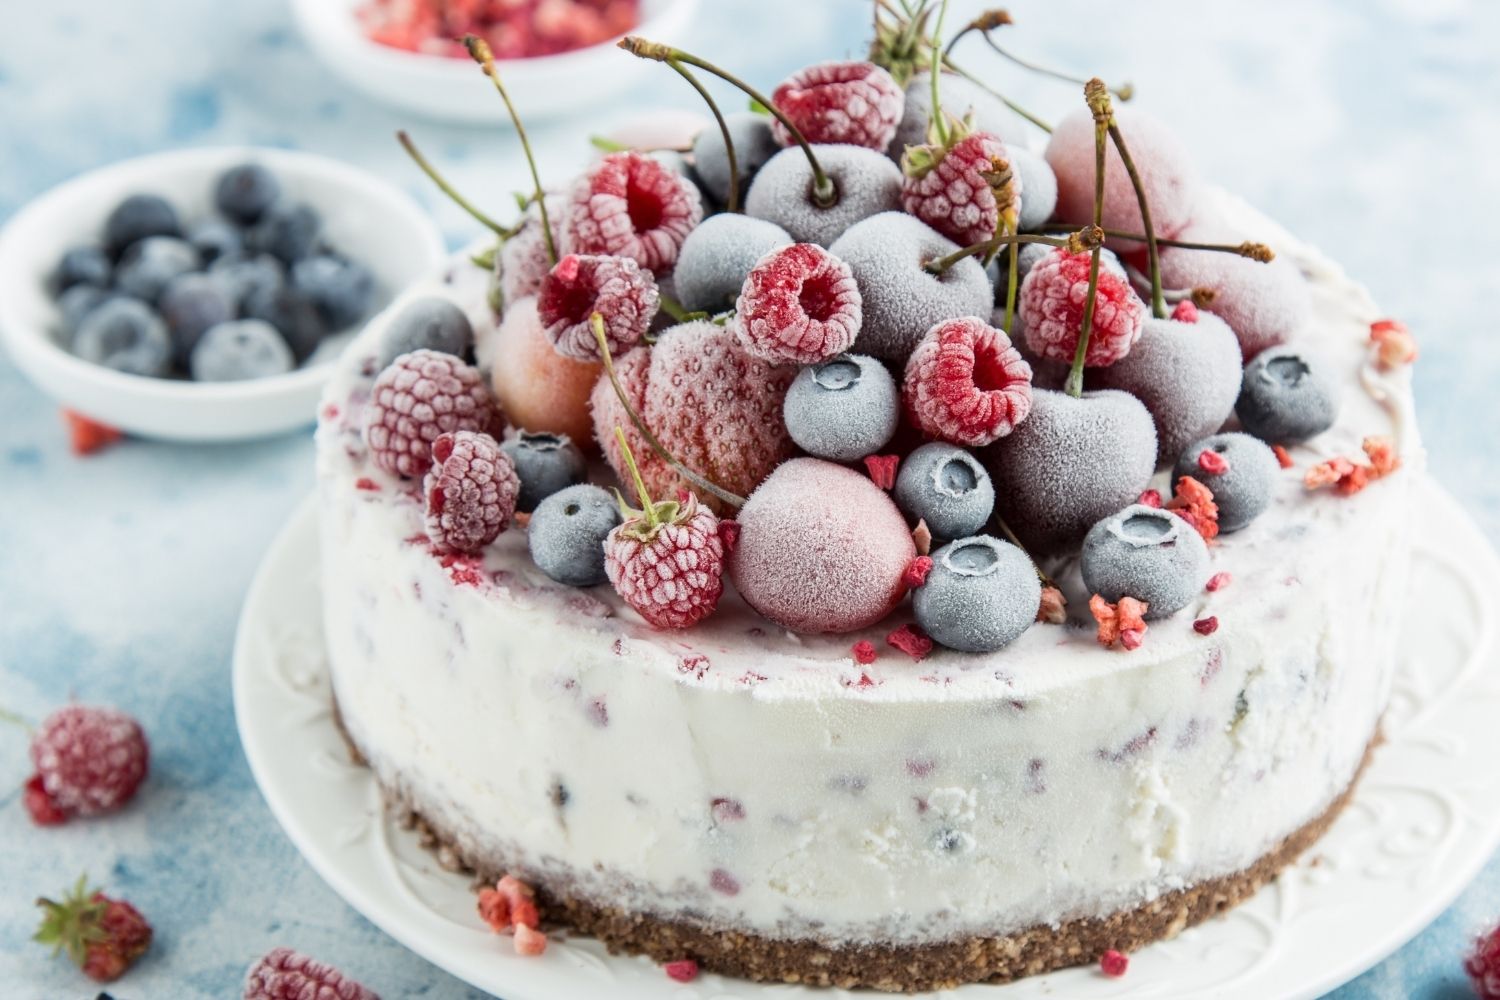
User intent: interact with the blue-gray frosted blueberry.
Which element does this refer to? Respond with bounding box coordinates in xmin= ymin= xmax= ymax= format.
xmin=72 ymin=298 xmax=172 ymax=376
xmin=378 ymin=296 xmax=473 ymax=368
xmin=501 ymin=431 xmax=587 ymax=514
xmin=104 ymin=194 xmax=181 ymax=256
xmin=913 ymin=535 xmax=1040 ymax=652
xmin=1173 ymin=432 xmax=1279 ymax=533
xmin=292 ymin=254 xmax=375 ymax=330
xmin=114 ymin=236 xmax=199 ymax=303
xmin=160 ymin=272 xmax=235 ymax=365
xmin=248 ymin=201 xmax=321 ymax=263
xmin=1009 ymin=146 xmax=1057 ymax=232
xmin=1081 ymin=504 xmax=1209 ymax=619
xmin=187 ymin=218 xmax=243 ymax=263
xmin=58 ymin=286 xmax=121 ymax=341
xmin=190 ymin=319 xmax=295 ymax=381
xmin=53 ymin=246 xmax=111 ymax=292
xmin=744 ymin=144 xmax=902 ymax=247
xmin=783 ymin=353 xmax=899 ymax=462
xmin=692 ymin=112 xmax=780 ymax=206
xmin=243 ymin=284 xmax=326 ymax=361
xmin=528 ymin=483 xmax=621 ymax=587
xmin=209 ymin=251 xmax=285 ymax=308
xmin=895 ymin=442 xmax=996 ymax=541
xmin=1236 ymin=347 xmax=1339 ymax=444
xmin=215 ymin=163 xmax=281 ymax=224
xmin=673 ymin=214 xmax=793 ymax=314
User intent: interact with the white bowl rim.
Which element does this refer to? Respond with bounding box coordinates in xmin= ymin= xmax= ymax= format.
xmin=0 ymin=145 xmax=447 ymax=407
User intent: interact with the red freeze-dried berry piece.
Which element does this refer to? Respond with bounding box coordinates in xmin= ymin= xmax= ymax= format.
xmin=1206 ymin=571 xmax=1232 ymax=592
xmin=664 ymin=959 xmax=700 ymax=982
xmin=28 ymin=705 xmax=148 ymax=821
xmin=1138 ymin=488 xmax=1163 ymax=508
xmin=537 ymin=253 xmax=659 ymax=361
xmin=852 ymin=639 xmax=878 ymax=664
xmin=424 ymin=431 xmax=518 ymax=553
xmin=1272 ymin=444 xmax=1294 ymax=469
xmin=605 ymin=493 xmax=725 ymax=629
xmin=864 ymin=453 xmax=899 ymax=490
xmin=902 ymin=131 xmax=1018 ymax=247
xmin=514 ymin=924 xmax=548 ymax=956
xmin=903 ymin=556 xmax=934 ymax=588
xmin=1197 ymin=447 xmax=1230 ymax=475
xmin=770 ymin=60 xmax=905 ymax=150
xmin=1100 ymin=948 xmax=1129 ymax=977
xmin=1167 ymin=475 xmax=1219 ymax=542
xmin=1090 ymin=594 xmax=1149 ymax=650
xmin=1019 ymin=248 xmax=1145 ymax=367
xmin=62 ymin=409 xmax=123 ymax=455
xmin=1370 ymin=317 xmax=1418 ymax=370
xmin=364 ymin=350 xmax=501 ymax=478
xmin=735 ymin=243 xmax=861 ymax=364
xmin=887 ymin=623 xmax=934 ymax=660
xmin=1036 ymin=585 xmax=1067 ymax=624
xmin=904 ymin=316 xmax=1033 ymax=447
xmin=1193 ymin=616 xmax=1219 ymax=635
xmin=24 ymin=774 xmax=68 ymax=825
xmin=243 ymin=947 xmax=377 ymax=1000
xmin=1170 ymin=299 xmax=1200 ymax=323
xmin=566 ymin=151 xmax=702 ymax=273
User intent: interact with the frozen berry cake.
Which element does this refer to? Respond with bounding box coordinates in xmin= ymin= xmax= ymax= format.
xmin=314 ymin=8 xmax=1420 ymax=992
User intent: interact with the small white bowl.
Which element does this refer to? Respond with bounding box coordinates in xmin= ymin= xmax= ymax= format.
xmin=292 ymin=0 xmax=699 ymax=125
xmin=0 ymin=146 xmax=446 ymax=442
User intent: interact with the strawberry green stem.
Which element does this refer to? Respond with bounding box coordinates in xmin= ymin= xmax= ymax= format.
xmin=666 ymin=58 xmax=740 ymax=211
xmin=592 ymin=314 xmax=746 ymax=509
xmin=928 ymin=0 xmax=952 ymax=147
xmin=396 ymin=131 xmax=514 ymax=239
xmin=1064 ymin=79 xmax=1110 ymax=399
xmin=924 ymin=226 xmax=1102 ymax=275
xmin=466 ymin=35 xmax=557 ymax=265
xmin=620 ymin=37 xmax=836 ymax=208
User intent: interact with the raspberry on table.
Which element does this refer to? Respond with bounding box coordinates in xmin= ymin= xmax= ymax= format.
xmin=735 ymin=243 xmax=861 ymax=365
xmin=1019 ymin=248 xmax=1145 ymax=368
xmin=770 ymin=60 xmax=906 ymax=151
xmin=566 ymin=151 xmax=702 ymax=274
xmin=364 ymin=349 xmax=502 ymax=478
xmin=537 ymin=253 xmax=658 ymax=361
xmin=424 ymin=431 xmax=519 ymax=553
xmin=901 ymin=131 xmax=1018 ymax=247
xmin=27 ymin=705 xmax=148 ymax=822
xmin=606 ymin=493 xmax=726 ymax=630
xmin=243 ymin=947 xmax=379 ymax=1000
xmin=904 ymin=317 xmax=1033 ymax=447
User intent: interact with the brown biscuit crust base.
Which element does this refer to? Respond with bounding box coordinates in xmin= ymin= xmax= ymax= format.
xmin=336 ymin=702 xmax=1378 ymax=993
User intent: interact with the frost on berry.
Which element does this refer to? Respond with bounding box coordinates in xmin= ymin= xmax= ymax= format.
xmin=1019 ymin=248 xmax=1145 ymax=367
xmin=498 ymin=192 xmax=568 ymax=306
xmin=903 ymin=317 xmax=1033 ymax=447
xmin=901 ymin=131 xmax=1018 ymax=247
xmin=605 ymin=494 xmax=725 ymax=630
xmin=423 ymin=431 xmax=519 ymax=553
xmin=364 ymin=350 xmax=501 ymax=478
xmin=537 ymin=253 xmax=658 ymax=361
xmin=735 ymin=243 xmax=861 ymax=364
xmin=744 ymin=145 xmax=903 ymax=247
xmin=29 ymin=705 xmax=148 ymax=818
xmin=566 ymin=151 xmax=702 ymax=273
xmin=243 ymin=947 xmax=377 ymax=1000
xmin=771 ymin=60 xmax=905 ymax=150
xmin=591 ymin=345 xmax=673 ymax=499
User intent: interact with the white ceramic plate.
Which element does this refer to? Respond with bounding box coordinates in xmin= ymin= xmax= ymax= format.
xmin=235 ymin=479 xmax=1500 ymax=1000
xmin=292 ymin=0 xmax=700 ymax=125
xmin=0 ymin=147 xmax=446 ymax=442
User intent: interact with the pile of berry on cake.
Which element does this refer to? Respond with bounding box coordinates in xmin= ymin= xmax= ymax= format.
xmin=315 ymin=3 xmax=1419 ymax=991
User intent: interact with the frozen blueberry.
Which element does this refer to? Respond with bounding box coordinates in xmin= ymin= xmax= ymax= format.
xmin=57 ymin=285 xmax=122 ymax=340
xmin=501 ymin=431 xmax=587 ymax=514
xmin=72 ymin=298 xmax=172 ymax=377
xmin=691 ymin=112 xmax=780 ymax=206
xmin=783 ymin=353 xmax=899 ymax=462
xmin=378 ymin=296 xmax=473 ymax=368
xmin=830 ymin=212 xmax=992 ymax=362
xmin=745 ymin=144 xmax=903 ymax=247
xmin=186 ymin=218 xmax=242 ymax=263
xmin=1236 ymin=347 xmax=1339 ymax=444
xmin=1081 ymin=504 xmax=1209 ymax=619
xmin=208 ymin=251 xmax=285 ymax=308
xmin=114 ymin=236 xmax=199 ymax=303
xmin=895 ymin=443 xmax=996 ymax=540
xmin=913 ymin=535 xmax=1040 ymax=652
xmin=243 ymin=284 xmax=326 ymax=361
xmin=292 ymin=254 xmax=374 ymax=330
xmin=1173 ymin=432 xmax=1279 ymax=533
xmin=53 ymin=246 xmax=111 ymax=292
xmin=528 ymin=484 xmax=622 ymax=587
xmin=674 ymin=214 xmax=793 ymax=314
xmin=214 ymin=163 xmax=281 ymax=224
xmin=1010 ymin=146 xmax=1058 ymax=232
xmin=103 ymin=194 xmax=180 ymax=256
xmin=190 ymin=319 xmax=295 ymax=381
xmin=160 ymin=273 xmax=235 ymax=366
xmin=247 ymin=201 xmax=321 ymax=263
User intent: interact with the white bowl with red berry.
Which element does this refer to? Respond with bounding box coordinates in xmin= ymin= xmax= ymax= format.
xmin=0 ymin=146 xmax=446 ymax=442
xmin=292 ymin=0 xmax=699 ymax=124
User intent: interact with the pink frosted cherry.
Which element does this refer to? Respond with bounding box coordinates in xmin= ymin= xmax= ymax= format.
xmin=729 ymin=458 xmax=917 ymax=634
xmin=486 ymin=296 xmax=601 ymax=446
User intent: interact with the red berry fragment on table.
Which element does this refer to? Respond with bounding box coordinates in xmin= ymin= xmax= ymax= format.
xmin=34 ymin=877 xmax=152 ymax=983
xmin=1304 ymin=436 xmax=1400 ymax=497
xmin=62 ymin=409 xmax=123 ymax=456
xmin=27 ymin=705 xmax=148 ymax=823
xmin=244 ymin=946 xmax=378 ymax=1000
xmin=852 ymin=640 xmax=878 ymax=665
xmin=1193 ymin=616 xmax=1219 ymax=636
xmin=664 ymin=958 xmax=700 ymax=982
xmin=1090 ymin=594 xmax=1149 ymax=651
xmin=1206 ymin=571 xmax=1232 ymax=593
xmin=1099 ymin=948 xmax=1129 ymax=977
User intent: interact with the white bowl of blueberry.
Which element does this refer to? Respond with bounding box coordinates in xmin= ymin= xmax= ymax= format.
xmin=0 ymin=147 xmax=446 ymax=441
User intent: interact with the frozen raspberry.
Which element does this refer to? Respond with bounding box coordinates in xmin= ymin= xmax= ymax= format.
xmin=35 ymin=878 xmax=152 ymax=983
xmin=901 ymin=131 xmax=1019 ymax=247
xmin=903 ymin=317 xmax=1033 ymax=447
xmin=1467 ymin=922 xmax=1500 ymax=999
xmin=771 ymin=60 xmax=905 ymax=151
xmin=423 ymin=431 xmax=519 ymax=553
xmin=364 ymin=350 xmax=501 ymax=478
xmin=887 ymin=622 xmax=934 ymax=660
xmin=485 ymin=296 xmax=599 ymax=446
xmin=664 ymin=959 xmax=700 ymax=983
xmin=498 ymin=192 xmax=568 ymax=306
xmin=27 ymin=705 xmax=148 ymax=822
xmin=606 ymin=491 xmax=725 ymax=630
xmin=1100 ymin=948 xmax=1130 ymax=977
xmin=243 ymin=947 xmax=377 ymax=1000
xmin=566 ymin=151 xmax=702 ymax=273
xmin=735 ymin=243 xmax=861 ymax=365
xmin=1019 ymin=248 xmax=1145 ymax=367
xmin=537 ymin=253 xmax=658 ymax=361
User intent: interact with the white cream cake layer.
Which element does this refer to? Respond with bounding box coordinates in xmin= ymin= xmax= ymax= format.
xmin=315 ymin=192 xmax=1418 ymax=945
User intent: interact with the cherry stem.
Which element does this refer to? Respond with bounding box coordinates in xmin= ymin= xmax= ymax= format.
xmin=0 ymin=705 xmax=32 ymax=733
xmin=1002 ymin=236 xmax=1020 ymax=334
xmin=981 ymin=30 xmax=1133 ymax=101
xmin=613 ymin=427 xmax=660 ymax=529
xmin=1100 ymin=110 xmax=1166 ymax=318
xmin=1064 ymin=79 xmax=1109 ymax=400
xmin=620 ymin=37 xmax=837 ymax=208
xmin=992 ymin=512 xmax=1054 ymax=587
xmin=941 ymin=57 xmax=1052 ymax=133
xmin=929 ymin=0 xmax=952 ymax=148
xmin=396 ymin=131 xmax=514 ymax=239
xmin=592 ymin=314 xmax=747 ymax=510
xmin=466 ymin=35 xmax=557 ymax=265
xmin=944 ymin=9 xmax=1012 ymax=58
xmin=1037 ymin=226 xmax=1275 ymax=261
xmin=924 ymin=226 xmax=1102 ymax=275
xmin=666 ymin=58 xmax=740 ymax=212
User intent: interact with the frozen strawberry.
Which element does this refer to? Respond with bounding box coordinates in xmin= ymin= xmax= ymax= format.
xmin=35 ymin=877 xmax=152 ymax=983
xmin=537 ymin=253 xmax=658 ymax=361
xmin=1018 ymin=248 xmax=1145 ymax=368
xmin=566 ymin=151 xmax=702 ymax=273
xmin=903 ymin=316 xmax=1032 ymax=447
xmin=771 ymin=61 xmax=905 ymax=150
xmin=735 ymin=243 xmax=861 ymax=364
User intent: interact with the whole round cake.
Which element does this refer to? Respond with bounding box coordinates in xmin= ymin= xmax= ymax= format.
xmin=315 ymin=10 xmax=1421 ymax=992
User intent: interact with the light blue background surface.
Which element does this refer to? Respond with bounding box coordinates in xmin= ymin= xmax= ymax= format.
xmin=1 ymin=1 xmax=1496 ymax=996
